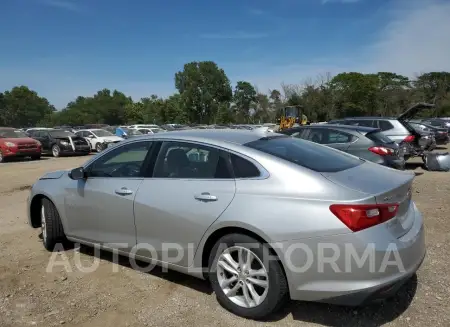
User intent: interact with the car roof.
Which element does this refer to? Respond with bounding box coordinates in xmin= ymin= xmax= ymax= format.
xmin=134 ymin=129 xmax=274 ymax=145
xmin=310 ymin=124 xmax=380 ymax=133
xmin=342 ymin=117 xmax=398 ymax=120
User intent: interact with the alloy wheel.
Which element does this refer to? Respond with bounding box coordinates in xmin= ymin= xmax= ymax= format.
xmin=41 ymin=205 xmax=47 ymax=242
xmin=216 ymin=246 xmax=269 ymax=308
xmin=52 ymin=146 xmax=60 ymax=157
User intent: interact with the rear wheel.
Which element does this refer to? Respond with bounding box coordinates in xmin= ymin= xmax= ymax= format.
xmin=0 ymin=150 xmax=4 ymax=163
xmin=208 ymin=233 xmax=288 ymax=320
xmin=41 ymin=198 xmax=66 ymax=251
xmin=52 ymin=144 xmax=61 ymax=157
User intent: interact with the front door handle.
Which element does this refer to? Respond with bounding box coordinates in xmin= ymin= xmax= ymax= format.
xmin=115 ymin=187 xmax=134 ymax=196
xmin=194 ymin=192 xmax=218 ymax=202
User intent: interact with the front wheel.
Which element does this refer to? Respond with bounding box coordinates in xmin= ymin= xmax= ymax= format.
xmin=51 ymin=144 xmax=61 ymax=157
xmin=41 ymin=198 xmax=66 ymax=251
xmin=208 ymin=233 xmax=288 ymax=320
xmin=95 ymin=142 xmax=104 ymax=152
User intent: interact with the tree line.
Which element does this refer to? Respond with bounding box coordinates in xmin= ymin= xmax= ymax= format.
xmin=1 ymin=61 xmax=450 ymax=128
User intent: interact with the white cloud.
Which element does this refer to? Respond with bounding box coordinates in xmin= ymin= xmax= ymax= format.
xmin=365 ymin=0 xmax=450 ymax=76
xmin=39 ymin=0 xmax=82 ymax=12
xmin=246 ymin=0 xmax=450 ymax=93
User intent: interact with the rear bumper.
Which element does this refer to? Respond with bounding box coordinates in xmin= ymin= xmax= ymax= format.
xmin=59 ymin=144 xmax=91 ymax=155
xmin=279 ymin=202 xmax=426 ymax=305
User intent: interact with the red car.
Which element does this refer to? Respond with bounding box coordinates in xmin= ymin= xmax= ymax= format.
xmin=0 ymin=127 xmax=42 ymax=163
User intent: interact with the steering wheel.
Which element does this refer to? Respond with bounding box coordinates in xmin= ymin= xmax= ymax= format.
xmin=109 ymin=163 xmax=142 ymax=177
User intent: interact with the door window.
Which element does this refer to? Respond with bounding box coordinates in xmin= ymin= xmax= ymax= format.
xmin=153 ymin=141 xmax=232 ymax=179
xmin=87 ymin=141 xmax=152 ymax=178
xmin=306 ymin=129 xmax=353 ymax=144
xmin=352 ymin=120 xmax=374 ymax=127
xmin=377 ymin=120 xmax=394 ymax=131
xmin=327 ymin=131 xmax=353 ymax=144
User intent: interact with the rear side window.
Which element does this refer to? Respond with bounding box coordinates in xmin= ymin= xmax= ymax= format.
xmin=365 ymin=131 xmax=394 ymax=144
xmin=352 ymin=120 xmax=374 ymax=127
xmin=230 ymin=154 xmax=260 ymax=178
xmin=245 ymin=136 xmax=362 ymax=173
xmin=377 ymin=120 xmax=394 ymax=131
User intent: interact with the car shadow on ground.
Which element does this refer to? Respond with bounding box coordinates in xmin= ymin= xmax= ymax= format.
xmin=4 ymin=157 xmax=51 ymax=163
xmin=46 ymin=240 xmax=417 ymax=326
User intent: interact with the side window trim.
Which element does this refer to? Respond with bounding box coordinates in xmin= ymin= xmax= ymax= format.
xmin=84 ymin=140 xmax=154 ymax=178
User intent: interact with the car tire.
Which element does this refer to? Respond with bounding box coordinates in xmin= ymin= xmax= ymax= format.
xmin=31 ymin=155 xmax=41 ymax=160
xmin=52 ymin=144 xmax=61 ymax=157
xmin=0 ymin=150 xmax=4 ymax=163
xmin=95 ymin=143 xmax=103 ymax=152
xmin=208 ymin=233 xmax=289 ymax=320
xmin=41 ymin=198 xmax=66 ymax=251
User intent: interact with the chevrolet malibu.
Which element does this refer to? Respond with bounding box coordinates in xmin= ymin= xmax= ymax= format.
xmin=27 ymin=130 xmax=426 ymax=319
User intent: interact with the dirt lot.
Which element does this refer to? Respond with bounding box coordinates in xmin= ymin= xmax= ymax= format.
xmin=0 ymin=151 xmax=449 ymax=327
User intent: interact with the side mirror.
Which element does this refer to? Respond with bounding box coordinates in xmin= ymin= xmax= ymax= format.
xmin=69 ymin=167 xmax=86 ymax=180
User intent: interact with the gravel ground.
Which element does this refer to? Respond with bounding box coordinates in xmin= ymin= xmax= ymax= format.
xmin=0 ymin=150 xmax=449 ymax=327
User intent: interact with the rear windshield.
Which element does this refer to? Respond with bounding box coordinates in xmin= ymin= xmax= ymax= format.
xmin=245 ymin=136 xmax=362 ymax=173
xmin=365 ymin=131 xmax=394 ymax=144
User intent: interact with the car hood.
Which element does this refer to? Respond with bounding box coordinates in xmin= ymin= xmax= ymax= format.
xmin=398 ymin=102 xmax=435 ymax=121
xmin=1 ymin=137 xmax=39 ymax=144
xmin=39 ymin=170 xmax=67 ymax=180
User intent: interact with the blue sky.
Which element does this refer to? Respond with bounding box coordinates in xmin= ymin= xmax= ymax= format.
xmin=1 ymin=0 xmax=450 ymax=108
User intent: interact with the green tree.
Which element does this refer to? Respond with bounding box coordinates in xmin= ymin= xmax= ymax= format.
xmin=175 ymin=61 xmax=232 ymax=124
xmin=233 ymin=81 xmax=257 ymax=121
xmin=1 ymin=86 xmax=54 ymax=127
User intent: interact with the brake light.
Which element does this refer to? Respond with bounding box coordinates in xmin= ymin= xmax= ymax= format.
xmin=368 ymin=146 xmax=394 ymax=156
xmin=329 ymin=203 xmax=399 ymax=232
xmin=403 ymin=135 xmax=415 ymax=142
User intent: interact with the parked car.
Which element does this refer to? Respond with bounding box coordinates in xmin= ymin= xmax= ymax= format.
xmin=28 ymin=129 xmax=425 ymax=319
xmin=137 ymin=127 xmax=165 ymax=135
xmin=419 ymin=118 xmax=450 ymax=132
xmin=0 ymin=127 xmax=42 ymax=162
xmin=27 ymin=129 xmax=91 ymax=157
xmin=328 ymin=103 xmax=436 ymax=159
xmin=128 ymin=124 xmax=160 ymax=130
xmin=280 ymin=125 xmax=406 ymax=169
xmin=75 ymin=129 xmax=123 ymax=152
xmin=409 ymin=122 xmax=449 ymax=145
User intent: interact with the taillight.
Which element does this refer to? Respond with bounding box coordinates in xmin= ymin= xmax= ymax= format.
xmin=403 ymin=135 xmax=415 ymax=142
xmin=329 ymin=203 xmax=399 ymax=232
xmin=368 ymin=146 xmax=394 ymax=156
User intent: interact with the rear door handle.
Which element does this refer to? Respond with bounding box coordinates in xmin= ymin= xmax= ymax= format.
xmin=194 ymin=192 xmax=218 ymax=202
xmin=115 ymin=187 xmax=134 ymax=196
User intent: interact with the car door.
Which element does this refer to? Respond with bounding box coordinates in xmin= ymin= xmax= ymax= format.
xmin=63 ymin=140 xmax=154 ymax=250
xmin=133 ymin=140 xmax=236 ymax=267
xmin=38 ymin=131 xmax=52 ymax=152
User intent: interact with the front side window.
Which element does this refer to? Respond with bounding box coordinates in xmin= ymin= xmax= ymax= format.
xmin=153 ymin=141 xmax=232 ymax=179
xmin=88 ymin=141 xmax=152 ymax=178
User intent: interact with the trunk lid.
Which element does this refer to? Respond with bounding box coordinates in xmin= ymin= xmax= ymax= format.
xmin=322 ymin=162 xmax=415 ymax=238
xmin=397 ymin=102 xmax=435 ymax=121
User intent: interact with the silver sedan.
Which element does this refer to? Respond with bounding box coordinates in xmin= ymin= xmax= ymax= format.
xmin=27 ymin=129 xmax=426 ymax=319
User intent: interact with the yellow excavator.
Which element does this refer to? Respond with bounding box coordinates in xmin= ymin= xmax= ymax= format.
xmin=277 ymin=105 xmax=308 ymax=131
